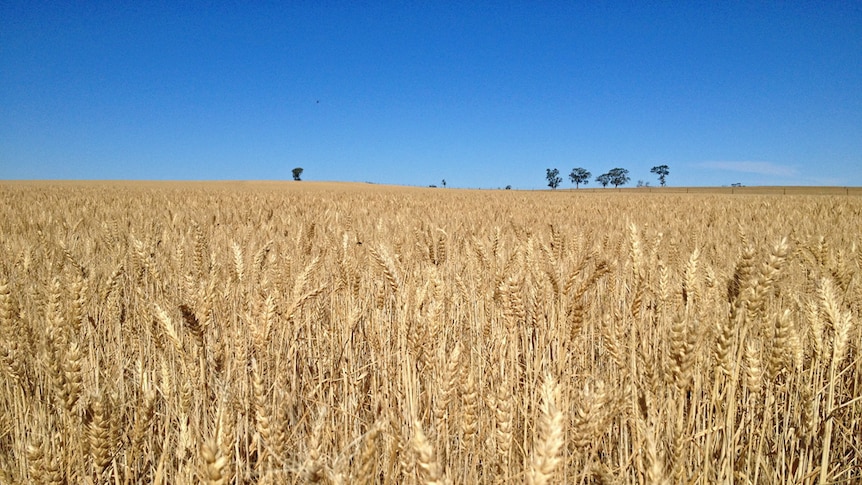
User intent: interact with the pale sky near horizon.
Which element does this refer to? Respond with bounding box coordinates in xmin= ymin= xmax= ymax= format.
xmin=2 ymin=2 xmax=860 ymax=188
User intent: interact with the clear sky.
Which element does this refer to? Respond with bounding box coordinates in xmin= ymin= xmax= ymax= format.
xmin=2 ymin=2 xmax=860 ymax=188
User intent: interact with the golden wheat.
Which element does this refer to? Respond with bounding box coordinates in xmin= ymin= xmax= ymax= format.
xmin=0 ymin=181 xmax=859 ymax=483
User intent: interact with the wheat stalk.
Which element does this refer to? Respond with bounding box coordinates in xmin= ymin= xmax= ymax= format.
xmin=412 ymin=420 xmax=447 ymax=485
xmin=527 ymin=374 xmax=564 ymax=485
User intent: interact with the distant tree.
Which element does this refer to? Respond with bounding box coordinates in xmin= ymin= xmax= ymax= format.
xmin=546 ymin=168 xmax=562 ymax=189
xmin=608 ymin=168 xmax=630 ymax=188
xmin=442 ymin=179 xmax=447 ymax=188
xmin=637 ymin=180 xmax=644 ymax=188
xmin=505 ymin=185 xmax=512 ymax=190
xmin=596 ymin=173 xmax=611 ymax=187
xmin=650 ymin=165 xmax=670 ymax=186
xmin=292 ymin=167 xmax=304 ymax=181
xmin=569 ymin=167 xmax=591 ymax=188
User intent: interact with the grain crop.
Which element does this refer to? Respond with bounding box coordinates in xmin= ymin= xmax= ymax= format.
xmin=0 ymin=181 xmax=860 ymax=484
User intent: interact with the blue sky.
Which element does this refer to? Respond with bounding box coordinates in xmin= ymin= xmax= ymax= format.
xmin=2 ymin=2 xmax=860 ymax=188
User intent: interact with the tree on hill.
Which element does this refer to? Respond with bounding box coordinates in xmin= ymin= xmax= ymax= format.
xmin=569 ymin=167 xmax=591 ymax=188
xmin=608 ymin=168 xmax=630 ymax=188
xmin=650 ymin=165 xmax=670 ymax=186
xmin=546 ymin=168 xmax=562 ymax=189
xmin=292 ymin=167 xmax=304 ymax=181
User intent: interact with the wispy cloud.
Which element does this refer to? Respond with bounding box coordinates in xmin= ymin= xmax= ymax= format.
xmin=697 ymin=161 xmax=798 ymax=178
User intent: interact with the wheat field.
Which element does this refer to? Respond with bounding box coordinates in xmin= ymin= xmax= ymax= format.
xmin=0 ymin=181 xmax=859 ymax=484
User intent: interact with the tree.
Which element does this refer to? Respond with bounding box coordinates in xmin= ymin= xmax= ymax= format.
xmin=608 ymin=168 xmax=630 ymax=188
xmin=442 ymin=179 xmax=446 ymax=188
xmin=596 ymin=173 xmax=611 ymax=187
xmin=546 ymin=168 xmax=562 ymax=189
xmin=292 ymin=167 xmax=304 ymax=181
xmin=650 ymin=165 xmax=670 ymax=186
xmin=569 ymin=167 xmax=591 ymax=188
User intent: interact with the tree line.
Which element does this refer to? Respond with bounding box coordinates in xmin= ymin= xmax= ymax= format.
xmin=545 ymin=165 xmax=669 ymax=189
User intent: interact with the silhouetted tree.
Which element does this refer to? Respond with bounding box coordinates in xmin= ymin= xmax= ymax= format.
xmin=569 ymin=167 xmax=591 ymax=188
xmin=650 ymin=165 xmax=670 ymax=186
xmin=292 ymin=167 xmax=304 ymax=181
xmin=546 ymin=168 xmax=562 ymax=189
xmin=608 ymin=168 xmax=630 ymax=188
xmin=596 ymin=173 xmax=611 ymax=187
